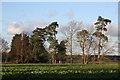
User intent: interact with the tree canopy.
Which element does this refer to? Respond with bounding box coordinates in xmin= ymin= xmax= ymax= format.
xmin=2 ymin=16 xmax=114 ymax=64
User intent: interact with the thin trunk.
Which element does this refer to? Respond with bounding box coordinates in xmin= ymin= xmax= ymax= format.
xmin=21 ymin=47 xmax=23 ymax=63
xmin=84 ymin=55 xmax=86 ymax=64
xmin=70 ymin=31 xmax=73 ymax=64
xmin=70 ymin=55 xmax=73 ymax=64
xmin=5 ymin=54 xmax=8 ymax=63
xmin=16 ymin=60 xmax=18 ymax=64
xmin=82 ymin=40 xmax=85 ymax=64
xmin=54 ymin=33 xmax=57 ymax=64
xmin=85 ymin=54 xmax=89 ymax=64
xmin=86 ymin=38 xmax=92 ymax=64
xmin=52 ymin=53 xmax=54 ymax=64
xmin=24 ymin=55 xmax=28 ymax=63
xmin=59 ymin=60 xmax=62 ymax=64
xmin=59 ymin=60 xmax=60 ymax=64
xmin=97 ymin=27 xmax=103 ymax=64
xmin=55 ymin=59 xmax=56 ymax=64
xmin=85 ymin=48 xmax=90 ymax=64
xmin=21 ymin=33 xmax=24 ymax=63
xmin=54 ymin=46 xmax=56 ymax=64
xmin=82 ymin=47 xmax=84 ymax=64
xmin=16 ymin=49 xmax=19 ymax=64
xmin=101 ymin=54 xmax=104 ymax=63
xmin=98 ymin=38 xmax=101 ymax=64
xmin=94 ymin=48 xmax=96 ymax=64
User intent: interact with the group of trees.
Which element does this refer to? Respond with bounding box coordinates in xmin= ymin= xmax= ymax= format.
xmin=60 ymin=16 xmax=112 ymax=64
xmin=1 ymin=16 xmax=113 ymax=64
xmin=2 ymin=22 xmax=67 ymax=64
xmin=8 ymin=33 xmax=32 ymax=63
xmin=77 ymin=16 xmax=111 ymax=64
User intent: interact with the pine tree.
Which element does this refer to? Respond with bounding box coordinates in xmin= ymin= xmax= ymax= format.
xmin=10 ymin=34 xmax=22 ymax=63
xmin=10 ymin=33 xmax=32 ymax=63
xmin=93 ymin=16 xmax=111 ymax=64
xmin=30 ymin=28 xmax=48 ymax=63
xmin=57 ymin=40 xmax=67 ymax=64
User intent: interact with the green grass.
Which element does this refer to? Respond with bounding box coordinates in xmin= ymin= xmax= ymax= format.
xmin=1 ymin=62 xmax=120 ymax=79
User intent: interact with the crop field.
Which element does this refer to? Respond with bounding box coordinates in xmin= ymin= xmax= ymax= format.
xmin=1 ymin=63 xmax=120 ymax=79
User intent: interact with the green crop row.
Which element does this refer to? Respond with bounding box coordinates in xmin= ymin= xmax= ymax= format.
xmin=1 ymin=63 xmax=120 ymax=79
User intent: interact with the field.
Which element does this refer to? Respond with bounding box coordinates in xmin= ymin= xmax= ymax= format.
xmin=1 ymin=62 xmax=120 ymax=79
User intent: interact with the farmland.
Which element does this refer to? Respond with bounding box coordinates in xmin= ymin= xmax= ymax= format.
xmin=1 ymin=62 xmax=119 ymax=79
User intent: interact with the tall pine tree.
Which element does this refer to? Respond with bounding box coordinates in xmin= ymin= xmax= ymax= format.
xmin=10 ymin=33 xmax=32 ymax=63
xmin=93 ymin=16 xmax=111 ymax=64
xmin=10 ymin=34 xmax=22 ymax=63
xmin=57 ymin=40 xmax=67 ymax=64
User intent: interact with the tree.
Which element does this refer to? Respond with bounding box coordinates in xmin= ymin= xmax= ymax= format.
xmin=77 ymin=29 xmax=90 ymax=64
xmin=30 ymin=22 xmax=58 ymax=63
xmin=93 ymin=16 xmax=111 ymax=64
xmin=30 ymin=28 xmax=48 ymax=63
xmin=0 ymin=36 xmax=9 ymax=63
xmin=94 ymin=16 xmax=111 ymax=32
xmin=21 ymin=33 xmax=32 ymax=63
xmin=9 ymin=33 xmax=32 ymax=63
xmin=49 ymin=40 xmax=58 ymax=64
xmin=91 ymin=37 xmax=98 ymax=63
xmin=60 ymin=21 xmax=82 ymax=64
xmin=93 ymin=32 xmax=108 ymax=63
xmin=57 ymin=40 xmax=67 ymax=64
xmin=85 ymin=35 xmax=93 ymax=64
xmin=46 ymin=22 xmax=59 ymax=64
xmin=10 ymin=34 xmax=22 ymax=63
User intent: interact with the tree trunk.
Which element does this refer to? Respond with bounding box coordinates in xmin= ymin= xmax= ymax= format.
xmin=84 ymin=55 xmax=86 ymax=64
xmin=82 ymin=49 xmax=84 ymax=64
xmin=98 ymin=38 xmax=101 ymax=64
xmin=49 ymin=59 xmax=52 ymax=64
xmin=59 ymin=60 xmax=62 ymax=64
xmin=52 ymin=54 xmax=54 ymax=64
xmin=21 ymin=48 xmax=23 ymax=63
xmin=59 ymin=60 xmax=60 ymax=64
xmin=54 ymin=46 xmax=56 ymax=64
xmin=85 ymin=54 xmax=89 ymax=64
xmin=55 ymin=59 xmax=56 ymax=64
xmin=94 ymin=49 xmax=96 ymax=64
xmin=70 ymin=55 xmax=73 ymax=64
xmin=82 ymin=41 xmax=85 ymax=64
xmin=16 ymin=59 xmax=18 ymax=64
xmin=5 ymin=54 xmax=8 ymax=63
xmin=70 ymin=34 xmax=73 ymax=64
xmin=70 ymin=37 xmax=73 ymax=64
xmin=21 ymin=33 xmax=24 ymax=63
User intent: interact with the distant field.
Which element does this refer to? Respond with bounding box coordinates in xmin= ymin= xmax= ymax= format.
xmin=1 ymin=62 xmax=120 ymax=79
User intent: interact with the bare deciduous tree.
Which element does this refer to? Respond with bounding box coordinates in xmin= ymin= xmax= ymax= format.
xmin=0 ymin=36 xmax=9 ymax=63
xmin=60 ymin=21 xmax=82 ymax=64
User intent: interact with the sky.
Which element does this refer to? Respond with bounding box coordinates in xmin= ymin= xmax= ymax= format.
xmin=1 ymin=2 xmax=119 ymax=55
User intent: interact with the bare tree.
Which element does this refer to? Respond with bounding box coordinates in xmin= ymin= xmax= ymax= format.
xmin=101 ymin=41 xmax=116 ymax=62
xmin=84 ymin=25 xmax=96 ymax=64
xmin=0 ymin=36 xmax=9 ymax=63
xmin=77 ymin=29 xmax=91 ymax=64
xmin=60 ymin=21 xmax=82 ymax=64
xmin=91 ymin=37 xmax=98 ymax=63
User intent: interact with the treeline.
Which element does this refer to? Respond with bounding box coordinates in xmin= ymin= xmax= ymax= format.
xmin=65 ymin=55 xmax=120 ymax=63
xmin=1 ymin=16 xmax=113 ymax=64
xmin=2 ymin=22 xmax=67 ymax=64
